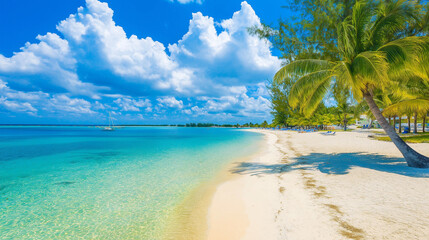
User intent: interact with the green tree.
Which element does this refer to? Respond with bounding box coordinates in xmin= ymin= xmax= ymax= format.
xmin=250 ymin=0 xmax=355 ymax=62
xmin=268 ymin=79 xmax=295 ymax=127
xmin=332 ymin=82 xmax=357 ymax=130
xmin=261 ymin=121 xmax=269 ymax=128
xmin=255 ymin=0 xmax=359 ymax=130
xmin=383 ymin=72 xmax=429 ymax=133
xmin=275 ymin=0 xmax=429 ymax=167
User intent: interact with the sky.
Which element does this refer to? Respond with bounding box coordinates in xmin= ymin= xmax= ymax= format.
xmin=0 ymin=0 xmax=293 ymax=125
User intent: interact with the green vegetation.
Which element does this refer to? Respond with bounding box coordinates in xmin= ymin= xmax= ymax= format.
xmin=269 ymin=72 xmax=357 ymax=130
xmin=255 ymin=0 xmax=429 ymax=167
xmin=182 ymin=123 xmax=274 ymax=128
xmin=375 ymin=133 xmax=429 ymax=143
xmin=250 ymin=0 xmax=354 ymax=62
xmin=256 ymin=0 xmax=363 ymax=131
xmin=184 ymin=123 xmax=236 ymax=127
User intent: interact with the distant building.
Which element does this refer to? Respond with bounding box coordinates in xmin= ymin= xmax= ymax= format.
xmin=355 ymin=115 xmax=372 ymax=127
xmin=355 ymin=115 xmax=382 ymax=128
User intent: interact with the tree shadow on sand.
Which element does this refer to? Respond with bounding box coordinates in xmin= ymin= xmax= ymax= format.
xmin=231 ymin=152 xmax=429 ymax=178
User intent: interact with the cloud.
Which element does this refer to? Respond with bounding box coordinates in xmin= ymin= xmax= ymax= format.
xmin=0 ymin=79 xmax=97 ymax=117
xmin=114 ymin=97 xmax=152 ymax=112
xmin=0 ymin=33 xmax=103 ymax=98
xmin=57 ymin=0 xmax=183 ymax=95
xmin=0 ymin=79 xmax=49 ymax=101
xmin=157 ymin=96 xmax=184 ymax=109
xmin=48 ymin=95 xmax=95 ymax=114
xmin=181 ymin=86 xmax=271 ymax=120
xmin=0 ymin=0 xmax=278 ymax=123
xmin=169 ymin=1 xmax=281 ymax=89
xmin=0 ymin=97 xmax=37 ymax=113
xmin=0 ymin=79 xmax=6 ymax=89
xmin=168 ymin=0 xmax=203 ymax=4
xmin=0 ymin=79 xmax=41 ymax=114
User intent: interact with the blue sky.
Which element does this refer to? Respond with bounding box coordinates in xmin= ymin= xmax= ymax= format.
xmin=0 ymin=0 xmax=291 ymax=124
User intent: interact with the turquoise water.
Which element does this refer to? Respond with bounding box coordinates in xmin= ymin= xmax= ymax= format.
xmin=0 ymin=126 xmax=261 ymax=239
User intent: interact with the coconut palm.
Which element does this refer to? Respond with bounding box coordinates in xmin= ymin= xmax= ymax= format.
xmin=332 ymin=82 xmax=356 ymax=131
xmin=384 ymin=99 xmax=429 ymax=131
xmin=383 ymin=68 xmax=429 ymax=132
xmin=274 ymin=0 xmax=429 ymax=168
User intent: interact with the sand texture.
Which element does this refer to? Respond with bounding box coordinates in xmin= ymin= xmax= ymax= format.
xmin=207 ymin=130 xmax=429 ymax=240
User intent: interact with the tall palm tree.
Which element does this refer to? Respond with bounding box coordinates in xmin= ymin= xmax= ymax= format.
xmin=275 ymin=0 xmax=429 ymax=168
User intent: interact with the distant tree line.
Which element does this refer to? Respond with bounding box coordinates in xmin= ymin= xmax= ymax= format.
xmin=185 ymin=123 xmax=235 ymax=127
xmin=183 ymin=122 xmax=276 ymax=128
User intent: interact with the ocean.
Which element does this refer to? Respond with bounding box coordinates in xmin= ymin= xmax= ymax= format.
xmin=0 ymin=126 xmax=262 ymax=239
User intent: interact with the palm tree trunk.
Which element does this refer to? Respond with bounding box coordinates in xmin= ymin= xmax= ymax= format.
xmin=407 ymin=115 xmax=411 ymax=132
xmin=363 ymin=92 xmax=429 ymax=168
xmin=399 ymin=116 xmax=402 ymax=133
xmin=343 ymin=114 xmax=347 ymax=131
xmin=413 ymin=113 xmax=417 ymax=133
xmin=422 ymin=115 xmax=426 ymax=132
xmin=423 ymin=115 xmax=426 ymax=133
xmin=393 ymin=116 xmax=397 ymax=133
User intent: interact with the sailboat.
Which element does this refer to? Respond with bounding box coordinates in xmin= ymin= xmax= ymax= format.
xmin=103 ymin=112 xmax=115 ymax=131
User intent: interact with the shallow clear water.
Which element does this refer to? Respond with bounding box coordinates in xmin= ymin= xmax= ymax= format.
xmin=0 ymin=126 xmax=261 ymax=239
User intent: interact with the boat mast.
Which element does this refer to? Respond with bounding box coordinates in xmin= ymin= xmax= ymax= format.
xmin=109 ymin=112 xmax=113 ymax=128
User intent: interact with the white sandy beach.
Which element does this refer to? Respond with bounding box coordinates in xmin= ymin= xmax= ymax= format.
xmin=207 ymin=130 xmax=429 ymax=240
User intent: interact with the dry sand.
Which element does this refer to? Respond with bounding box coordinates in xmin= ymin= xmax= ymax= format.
xmin=207 ymin=130 xmax=429 ymax=240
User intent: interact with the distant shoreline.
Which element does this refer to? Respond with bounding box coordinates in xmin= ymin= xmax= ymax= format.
xmin=0 ymin=124 xmax=243 ymax=128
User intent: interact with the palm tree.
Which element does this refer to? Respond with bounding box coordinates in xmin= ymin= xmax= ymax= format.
xmin=275 ymin=0 xmax=429 ymax=168
xmin=354 ymin=89 xmax=396 ymax=130
xmin=424 ymin=112 xmax=428 ymax=133
xmin=333 ymin=82 xmax=356 ymax=131
xmin=383 ymin=68 xmax=429 ymax=133
xmin=383 ymin=99 xmax=429 ymax=130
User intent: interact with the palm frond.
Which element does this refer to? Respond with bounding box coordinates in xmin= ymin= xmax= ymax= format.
xmin=333 ymin=61 xmax=365 ymax=101
xmin=351 ymin=0 xmax=375 ymax=51
xmin=337 ymin=18 xmax=357 ymax=60
xmin=288 ymin=69 xmax=334 ymax=108
xmin=369 ymin=0 xmax=420 ymax=49
xmin=380 ymin=36 xmax=429 ymax=81
xmin=300 ymin=77 xmax=332 ymax=116
xmin=415 ymin=36 xmax=429 ymax=81
xmin=395 ymin=73 xmax=429 ymax=97
xmin=352 ymin=51 xmax=389 ymax=90
xmin=383 ymin=99 xmax=429 ymax=116
xmin=274 ymin=59 xmax=333 ymax=84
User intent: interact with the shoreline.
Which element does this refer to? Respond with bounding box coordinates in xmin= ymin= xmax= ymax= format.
xmin=164 ymin=131 xmax=266 ymax=240
xmin=206 ymin=129 xmax=429 ymax=240
xmin=206 ymin=130 xmax=284 ymax=240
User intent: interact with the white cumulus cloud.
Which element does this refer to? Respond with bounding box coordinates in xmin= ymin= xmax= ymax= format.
xmin=0 ymin=0 xmax=278 ymax=123
xmin=0 ymin=33 xmax=102 ymax=97
xmin=157 ymin=96 xmax=184 ymax=109
xmin=169 ymin=1 xmax=281 ymax=90
xmin=56 ymin=0 xmax=185 ymax=94
xmin=114 ymin=97 xmax=152 ymax=112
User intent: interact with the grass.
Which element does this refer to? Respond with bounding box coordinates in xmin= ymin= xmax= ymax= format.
xmin=375 ymin=132 xmax=429 ymax=143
